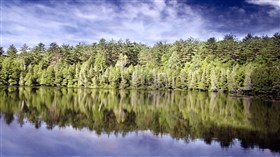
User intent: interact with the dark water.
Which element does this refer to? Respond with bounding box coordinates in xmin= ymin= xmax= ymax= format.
xmin=0 ymin=87 xmax=279 ymax=157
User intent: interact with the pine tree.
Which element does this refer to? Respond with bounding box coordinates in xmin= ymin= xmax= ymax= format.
xmin=227 ymin=66 xmax=238 ymax=93
xmin=7 ymin=45 xmax=17 ymax=57
xmin=210 ymin=69 xmax=218 ymax=92
xmin=0 ymin=47 xmax=5 ymax=56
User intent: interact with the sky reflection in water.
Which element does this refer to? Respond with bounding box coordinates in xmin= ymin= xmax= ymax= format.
xmin=1 ymin=118 xmax=277 ymax=157
xmin=0 ymin=87 xmax=279 ymax=156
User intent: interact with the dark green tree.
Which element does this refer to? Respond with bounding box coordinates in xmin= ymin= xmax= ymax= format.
xmin=7 ymin=44 xmax=17 ymax=57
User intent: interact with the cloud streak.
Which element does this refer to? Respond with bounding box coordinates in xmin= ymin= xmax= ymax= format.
xmin=2 ymin=0 xmax=280 ymax=49
xmin=246 ymin=0 xmax=280 ymax=16
xmin=246 ymin=0 xmax=280 ymax=9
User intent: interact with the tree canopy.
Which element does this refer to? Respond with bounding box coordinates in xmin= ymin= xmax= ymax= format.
xmin=0 ymin=33 xmax=279 ymax=95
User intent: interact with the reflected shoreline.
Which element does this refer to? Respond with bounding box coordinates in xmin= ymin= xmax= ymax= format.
xmin=1 ymin=87 xmax=279 ymax=153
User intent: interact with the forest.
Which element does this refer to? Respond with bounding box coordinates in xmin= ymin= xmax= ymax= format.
xmin=0 ymin=33 xmax=279 ymax=95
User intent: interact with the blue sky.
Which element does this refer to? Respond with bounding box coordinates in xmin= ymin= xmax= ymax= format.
xmin=1 ymin=0 xmax=280 ymax=49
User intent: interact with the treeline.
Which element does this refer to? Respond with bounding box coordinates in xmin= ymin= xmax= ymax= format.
xmin=0 ymin=33 xmax=279 ymax=94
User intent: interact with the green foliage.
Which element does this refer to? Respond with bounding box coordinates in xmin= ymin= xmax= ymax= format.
xmin=227 ymin=66 xmax=238 ymax=92
xmin=1 ymin=33 xmax=279 ymax=94
xmin=108 ymin=67 xmax=121 ymax=88
xmin=115 ymin=53 xmax=128 ymax=68
xmin=131 ymin=67 xmax=144 ymax=88
xmin=40 ymin=66 xmax=55 ymax=86
xmin=94 ymin=53 xmax=107 ymax=73
xmin=7 ymin=45 xmax=17 ymax=57
xmin=251 ymin=66 xmax=272 ymax=93
xmin=0 ymin=47 xmax=4 ymax=56
xmin=210 ymin=68 xmax=218 ymax=92
xmin=270 ymin=62 xmax=280 ymax=93
xmin=1 ymin=58 xmax=21 ymax=85
xmin=119 ymin=67 xmax=131 ymax=89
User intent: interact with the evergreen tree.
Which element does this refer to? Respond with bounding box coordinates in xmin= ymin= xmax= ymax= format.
xmin=0 ymin=47 xmax=4 ymax=56
xmin=0 ymin=33 xmax=279 ymax=94
xmin=7 ymin=45 xmax=17 ymax=57
xmin=20 ymin=44 xmax=29 ymax=53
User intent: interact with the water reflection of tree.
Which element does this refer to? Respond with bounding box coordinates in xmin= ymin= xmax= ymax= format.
xmin=0 ymin=87 xmax=279 ymax=152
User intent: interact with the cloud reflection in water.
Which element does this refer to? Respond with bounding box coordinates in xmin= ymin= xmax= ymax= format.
xmin=1 ymin=118 xmax=276 ymax=157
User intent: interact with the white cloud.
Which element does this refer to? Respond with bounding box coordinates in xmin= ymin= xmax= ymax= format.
xmin=246 ymin=0 xmax=280 ymax=8
xmin=246 ymin=0 xmax=280 ymax=16
xmin=2 ymin=0 xmax=216 ymax=49
xmin=1 ymin=0 xmax=279 ymax=50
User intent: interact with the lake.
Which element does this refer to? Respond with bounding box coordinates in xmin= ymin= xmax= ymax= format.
xmin=0 ymin=87 xmax=279 ymax=156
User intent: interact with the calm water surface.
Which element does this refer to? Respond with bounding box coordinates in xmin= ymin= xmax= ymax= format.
xmin=0 ymin=87 xmax=279 ymax=156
